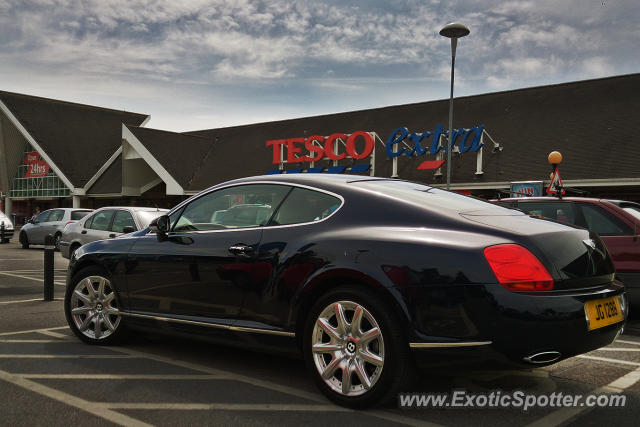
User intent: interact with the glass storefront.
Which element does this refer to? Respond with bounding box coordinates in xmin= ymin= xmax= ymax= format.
xmin=9 ymin=144 xmax=70 ymax=198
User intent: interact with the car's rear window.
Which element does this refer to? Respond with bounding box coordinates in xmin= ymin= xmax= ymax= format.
xmin=351 ymin=180 xmax=498 ymax=212
xmin=71 ymin=211 xmax=92 ymax=220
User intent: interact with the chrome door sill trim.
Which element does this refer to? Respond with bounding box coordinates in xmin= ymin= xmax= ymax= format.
xmin=121 ymin=312 xmax=295 ymax=337
xmin=409 ymin=341 xmax=492 ymax=349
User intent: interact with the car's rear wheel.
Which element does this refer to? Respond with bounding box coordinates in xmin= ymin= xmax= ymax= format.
xmin=69 ymin=243 xmax=81 ymax=259
xmin=64 ymin=266 xmax=125 ymax=345
xmin=19 ymin=231 xmax=29 ymax=249
xmin=54 ymin=233 xmax=61 ymax=251
xmin=303 ymin=286 xmax=413 ymax=408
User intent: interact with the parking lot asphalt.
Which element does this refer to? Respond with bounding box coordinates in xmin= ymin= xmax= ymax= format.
xmin=1 ymin=239 xmax=640 ymax=426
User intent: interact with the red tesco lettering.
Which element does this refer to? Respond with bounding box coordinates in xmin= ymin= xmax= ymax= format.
xmin=266 ymin=132 xmax=374 ymax=164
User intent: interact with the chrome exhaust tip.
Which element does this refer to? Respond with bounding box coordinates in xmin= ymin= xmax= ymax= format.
xmin=523 ymin=351 xmax=561 ymax=365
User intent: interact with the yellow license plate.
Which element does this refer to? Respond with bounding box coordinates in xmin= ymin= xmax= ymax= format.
xmin=585 ymin=297 xmax=623 ymax=331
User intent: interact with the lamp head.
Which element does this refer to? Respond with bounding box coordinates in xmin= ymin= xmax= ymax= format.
xmin=548 ymin=151 xmax=563 ymax=165
xmin=439 ymin=23 xmax=470 ymax=39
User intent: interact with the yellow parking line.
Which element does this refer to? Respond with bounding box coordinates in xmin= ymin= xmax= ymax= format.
xmin=0 ymin=369 xmax=152 ymax=427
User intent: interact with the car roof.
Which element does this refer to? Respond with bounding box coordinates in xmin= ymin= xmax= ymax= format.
xmin=495 ymin=197 xmax=604 ymax=203
xmin=91 ymin=206 xmax=169 ymax=212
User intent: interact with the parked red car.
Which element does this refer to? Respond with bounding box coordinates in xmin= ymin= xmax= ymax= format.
xmin=494 ymin=197 xmax=640 ymax=307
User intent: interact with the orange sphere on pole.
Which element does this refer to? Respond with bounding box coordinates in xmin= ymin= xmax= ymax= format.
xmin=548 ymin=151 xmax=563 ymax=165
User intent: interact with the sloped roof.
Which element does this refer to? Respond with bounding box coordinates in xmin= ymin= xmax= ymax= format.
xmin=185 ymin=73 xmax=640 ymax=188
xmin=87 ymin=153 xmax=122 ymax=195
xmin=125 ymin=125 xmax=214 ymax=192
xmin=0 ymin=91 xmax=148 ymax=188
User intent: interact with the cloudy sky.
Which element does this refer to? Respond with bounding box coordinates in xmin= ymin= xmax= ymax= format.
xmin=1 ymin=0 xmax=638 ymax=132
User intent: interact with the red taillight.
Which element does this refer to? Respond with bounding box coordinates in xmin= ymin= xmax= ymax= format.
xmin=483 ymin=244 xmax=554 ymax=291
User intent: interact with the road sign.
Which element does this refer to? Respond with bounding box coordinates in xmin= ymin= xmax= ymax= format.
xmin=546 ymin=169 xmax=565 ymax=195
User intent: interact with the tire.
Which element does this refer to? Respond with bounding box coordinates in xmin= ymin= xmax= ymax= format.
xmin=303 ymin=285 xmax=413 ymax=408
xmin=19 ymin=232 xmax=29 ymax=249
xmin=64 ymin=265 xmax=126 ymax=345
xmin=54 ymin=233 xmax=61 ymax=251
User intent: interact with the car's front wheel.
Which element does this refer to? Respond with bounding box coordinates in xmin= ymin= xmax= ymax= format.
xmin=304 ymin=286 xmax=413 ymax=408
xmin=64 ymin=266 xmax=125 ymax=345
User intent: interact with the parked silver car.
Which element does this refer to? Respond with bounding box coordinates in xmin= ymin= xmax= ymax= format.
xmin=0 ymin=209 xmax=15 ymax=243
xmin=60 ymin=206 xmax=168 ymax=259
xmin=19 ymin=208 xmax=93 ymax=250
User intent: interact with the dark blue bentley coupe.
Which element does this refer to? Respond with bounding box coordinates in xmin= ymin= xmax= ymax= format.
xmin=65 ymin=174 xmax=627 ymax=408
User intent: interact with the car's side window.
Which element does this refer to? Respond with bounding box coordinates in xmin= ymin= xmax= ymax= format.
xmin=111 ymin=210 xmax=137 ymax=233
xmin=174 ymin=184 xmax=290 ymax=232
xmin=270 ymin=188 xmax=341 ymax=226
xmin=48 ymin=210 xmax=65 ymax=222
xmin=579 ymin=204 xmax=633 ymax=236
xmin=518 ymin=202 xmax=576 ymax=225
xmin=35 ymin=211 xmax=50 ymax=224
xmin=87 ymin=210 xmax=115 ymax=232
xmin=71 ymin=210 xmax=91 ymax=221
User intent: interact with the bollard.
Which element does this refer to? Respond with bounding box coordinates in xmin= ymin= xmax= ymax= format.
xmin=0 ymin=222 xmax=4 ymax=244
xmin=44 ymin=234 xmax=55 ymax=301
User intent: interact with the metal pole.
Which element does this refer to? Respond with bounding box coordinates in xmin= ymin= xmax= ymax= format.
xmin=0 ymin=223 xmax=5 ymax=244
xmin=446 ymin=38 xmax=457 ymax=191
xmin=43 ymin=234 xmax=55 ymax=301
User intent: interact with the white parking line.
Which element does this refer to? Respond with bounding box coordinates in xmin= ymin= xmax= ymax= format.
xmin=0 ymin=369 xmax=152 ymax=427
xmin=0 ymin=354 xmax=135 ymax=359
xmin=100 ymin=402 xmax=349 ymax=411
xmin=595 ymin=347 xmax=640 ymax=352
xmin=577 ymin=354 xmax=640 ymax=367
xmin=616 ymin=339 xmax=640 ymax=346
xmin=527 ymin=366 xmax=640 ymax=427
xmin=19 ymin=374 xmax=227 ymax=380
xmin=0 ymin=340 xmax=69 ymax=343
xmin=0 ymin=298 xmax=63 ymax=304
xmin=38 ymin=330 xmax=68 ymax=339
xmin=0 ymin=271 xmax=66 ymax=286
xmin=0 ymin=326 xmax=68 ymax=337
xmin=104 ymin=346 xmax=437 ymax=426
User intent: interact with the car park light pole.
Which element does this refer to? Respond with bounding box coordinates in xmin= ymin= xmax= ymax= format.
xmin=439 ymin=22 xmax=470 ymax=191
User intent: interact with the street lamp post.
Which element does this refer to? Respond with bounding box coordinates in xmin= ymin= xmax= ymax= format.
xmin=439 ymin=22 xmax=470 ymax=191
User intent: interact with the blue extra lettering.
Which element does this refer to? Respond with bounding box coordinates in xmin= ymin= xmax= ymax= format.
xmin=386 ymin=127 xmax=408 ymax=158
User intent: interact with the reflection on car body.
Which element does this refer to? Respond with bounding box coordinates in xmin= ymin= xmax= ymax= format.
xmin=65 ymin=175 xmax=627 ymax=408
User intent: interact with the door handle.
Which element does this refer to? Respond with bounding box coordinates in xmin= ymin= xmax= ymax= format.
xmin=81 ymin=230 xmax=87 ymax=234
xmin=109 ymin=233 xmax=116 ymax=238
xmin=228 ymin=244 xmax=254 ymax=256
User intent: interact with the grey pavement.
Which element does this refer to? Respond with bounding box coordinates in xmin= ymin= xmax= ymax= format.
xmin=1 ymin=240 xmax=639 ymax=426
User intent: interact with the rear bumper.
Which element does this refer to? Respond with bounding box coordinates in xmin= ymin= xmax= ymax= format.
xmin=616 ymin=272 xmax=640 ymax=307
xmin=400 ymin=281 xmax=626 ymax=367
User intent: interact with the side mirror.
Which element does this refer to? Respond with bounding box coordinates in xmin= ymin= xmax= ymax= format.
xmin=122 ymin=226 xmax=135 ymax=234
xmin=149 ymin=215 xmax=170 ymax=234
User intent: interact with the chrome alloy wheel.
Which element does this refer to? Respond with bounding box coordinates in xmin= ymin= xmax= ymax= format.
xmin=312 ymin=301 xmax=385 ymax=397
xmin=70 ymin=276 xmax=121 ymax=340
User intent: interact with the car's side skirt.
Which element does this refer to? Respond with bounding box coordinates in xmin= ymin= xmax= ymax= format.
xmin=120 ymin=311 xmax=296 ymax=337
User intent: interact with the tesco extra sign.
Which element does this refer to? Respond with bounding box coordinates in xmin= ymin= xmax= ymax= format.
xmin=265 ymin=124 xmax=484 ymax=165
xmin=266 ymin=131 xmax=374 ymax=164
